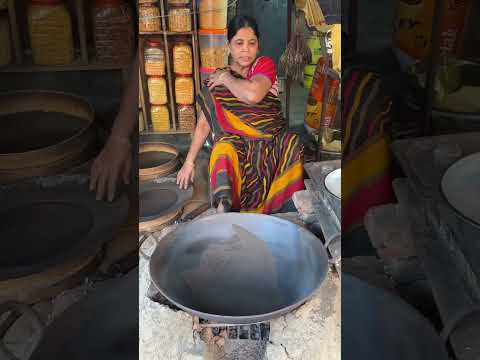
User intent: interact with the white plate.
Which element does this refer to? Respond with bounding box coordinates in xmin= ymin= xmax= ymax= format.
xmin=441 ymin=152 xmax=480 ymax=225
xmin=325 ymin=168 xmax=341 ymax=199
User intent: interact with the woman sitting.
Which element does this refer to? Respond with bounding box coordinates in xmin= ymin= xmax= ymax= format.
xmin=177 ymin=15 xmax=304 ymax=214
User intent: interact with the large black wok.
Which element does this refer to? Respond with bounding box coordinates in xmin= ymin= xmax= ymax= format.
xmin=28 ymin=269 xmax=138 ymax=360
xmin=149 ymin=213 xmax=329 ymax=324
xmin=343 ymin=274 xmax=449 ymax=360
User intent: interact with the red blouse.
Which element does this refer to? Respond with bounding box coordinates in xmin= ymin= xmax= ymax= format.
xmin=247 ymin=56 xmax=279 ymax=97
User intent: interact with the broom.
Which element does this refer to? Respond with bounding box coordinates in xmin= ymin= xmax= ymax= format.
xmin=279 ymin=13 xmax=312 ymax=82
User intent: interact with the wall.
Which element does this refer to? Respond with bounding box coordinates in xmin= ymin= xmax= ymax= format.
xmin=347 ymin=0 xmax=396 ymax=54
xmin=236 ymin=0 xmax=290 ymax=65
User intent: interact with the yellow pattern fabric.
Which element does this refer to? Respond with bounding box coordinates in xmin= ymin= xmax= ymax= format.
xmin=343 ymin=136 xmax=391 ymax=201
xmin=343 ymin=73 xmax=373 ymax=152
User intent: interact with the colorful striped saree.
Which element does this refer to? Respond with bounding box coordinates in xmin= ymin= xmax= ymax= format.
xmin=342 ymin=69 xmax=396 ymax=235
xmin=197 ymin=73 xmax=304 ymax=214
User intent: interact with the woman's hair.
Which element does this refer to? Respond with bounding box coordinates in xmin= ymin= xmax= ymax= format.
xmin=227 ymin=15 xmax=260 ymax=42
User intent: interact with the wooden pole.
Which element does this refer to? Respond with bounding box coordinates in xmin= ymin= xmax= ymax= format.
xmin=284 ymin=0 xmax=293 ymax=125
xmin=348 ymin=0 xmax=357 ymax=54
xmin=191 ymin=0 xmax=200 ymax=132
xmin=7 ymin=0 xmax=22 ymax=64
xmin=75 ymin=0 xmax=89 ymax=64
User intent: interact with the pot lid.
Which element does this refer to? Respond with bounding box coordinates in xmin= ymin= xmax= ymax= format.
xmin=441 ymin=152 xmax=480 ymax=226
xmin=149 ymin=213 xmax=329 ymax=324
xmin=0 ymin=175 xmax=129 ymax=280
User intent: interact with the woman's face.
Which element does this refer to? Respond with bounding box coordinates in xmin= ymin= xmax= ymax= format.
xmin=229 ymin=27 xmax=259 ymax=68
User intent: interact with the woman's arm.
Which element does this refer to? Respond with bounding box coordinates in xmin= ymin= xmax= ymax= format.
xmin=208 ymin=71 xmax=272 ymax=105
xmin=110 ymin=53 xmax=139 ymax=140
xmin=185 ymin=110 xmax=211 ymax=164
xmin=177 ymin=110 xmax=211 ymax=189
xmin=90 ymin=52 xmax=139 ymax=201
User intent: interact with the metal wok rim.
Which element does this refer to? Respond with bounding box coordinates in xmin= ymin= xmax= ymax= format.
xmin=149 ymin=213 xmax=329 ymax=324
xmin=29 ymin=267 xmax=139 ymax=360
xmin=440 ymin=152 xmax=480 ymax=228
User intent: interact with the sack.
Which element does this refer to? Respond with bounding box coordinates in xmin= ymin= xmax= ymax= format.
xmin=393 ymin=0 xmax=470 ymax=67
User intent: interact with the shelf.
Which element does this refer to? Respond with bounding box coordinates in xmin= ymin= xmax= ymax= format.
xmin=139 ymin=0 xmax=200 ymax=135
xmin=0 ymin=58 xmax=130 ymax=73
xmin=138 ymin=0 xmax=201 ymax=135
xmin=141 ymin=130 xmax=193 ymax=135
xmin=140 ymin=31 xmax=196 ymax=36
xmin=4 ymin=0 xmax=134 ymax=74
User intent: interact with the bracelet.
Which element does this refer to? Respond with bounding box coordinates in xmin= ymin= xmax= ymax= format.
xmin=184 ymin=159 xmax=195 ymax=167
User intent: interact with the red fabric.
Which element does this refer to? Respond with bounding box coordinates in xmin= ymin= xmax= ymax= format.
xmin=263 ymin=178 xmax=305 ymax=214
xmin=214 ymin=98 xmax=235 ymax=133
xmin=247 ymin=57 xmax=279 ymax=96
xmin=247 ymin=56 xmax=277 ymax=84
xmin=342 ymin=72 xmax=359 ymax=115
xmin=342 ymin=174 xmax=395 ymax=231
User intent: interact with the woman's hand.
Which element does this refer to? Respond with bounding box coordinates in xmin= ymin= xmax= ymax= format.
xmin=176 ymin=161 xmax=195 ymax=190
xmin=89 ymin=135 xmax=131 ymax=201
xmin=207 ymin=69 xmax=230 ymax=90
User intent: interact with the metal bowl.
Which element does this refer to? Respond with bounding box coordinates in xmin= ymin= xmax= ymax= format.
xmin=325 ymin=168 xmax=341 ymax=199
xmin=441 ymin=152 xmax=480 ymax=226
xmin=150 ymin=213 xmax=329 ymax=324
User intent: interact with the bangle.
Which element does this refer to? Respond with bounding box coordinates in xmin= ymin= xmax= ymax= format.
xmin=184 ymin=159 xmax=195 ymax=166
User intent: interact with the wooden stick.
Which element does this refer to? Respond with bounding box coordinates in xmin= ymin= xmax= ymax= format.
xmin=138 ymin=39 xmax=152 ymax=131
xmin=191 ymin=0 xmax=200 ymax=132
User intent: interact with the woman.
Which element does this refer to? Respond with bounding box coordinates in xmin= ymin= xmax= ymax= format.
xmin=177 ymin=15 xmax=304 ymax=214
